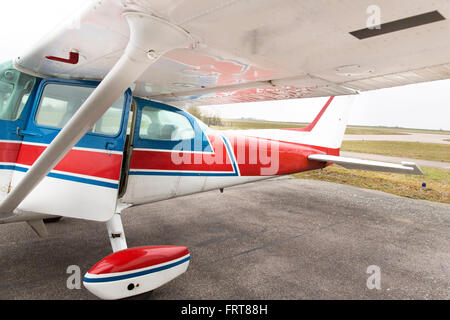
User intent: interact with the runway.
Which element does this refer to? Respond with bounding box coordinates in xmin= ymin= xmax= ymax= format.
xmin=344 ymin=133 xmax=450 ymax=145
xmin=340 ymin=151 xmax=450 ymax=169
xmin=0 ymin=178 xmax=449 ymax=300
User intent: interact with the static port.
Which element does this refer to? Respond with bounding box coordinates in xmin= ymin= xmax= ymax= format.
xmin=127 ymin=283 xmax=135 ymax=291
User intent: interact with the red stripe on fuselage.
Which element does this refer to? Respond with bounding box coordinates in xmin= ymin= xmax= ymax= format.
xmin=130 ymin=150 xmax=235 ymax=172
xmin=224 ymin=133 xmax=340 ymax=156
xmin=130 ymin=135 xmax=235 ymax=172
xmin=0 ymin=141 xmax=21 ymax=163
xmin=223 ymin=133 xmax=330 ymax=176
xmin=130 ymin=133 xmax=337 ymax=177
xmin=16 ymin=144 xmax=122 ymax=181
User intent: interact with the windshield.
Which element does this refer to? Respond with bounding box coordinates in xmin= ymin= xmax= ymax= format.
xmin=0 ymin=61 xmax=36 ymax=121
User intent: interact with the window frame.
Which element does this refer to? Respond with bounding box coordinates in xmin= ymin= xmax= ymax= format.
xmin=32 ymin=79 xmax=130 ymax=139
xmin=133 ymin=98 xmax=213 ymax=153
xmin=138 ymin=105 xmax=196 ymax=142
xmin=0 ymin=62 xmax=36 ymax=122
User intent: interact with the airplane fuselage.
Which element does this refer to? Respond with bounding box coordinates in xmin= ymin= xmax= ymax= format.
xmin=0 ymin=62 xmax=332 ymax=222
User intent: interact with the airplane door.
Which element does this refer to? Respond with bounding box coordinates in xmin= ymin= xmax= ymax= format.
xmin=0 ymin=61 xmax=38 ymax=203
xmin=121 ymin=98 xmax=213 ymax=204
xmin=10 ymin=79 xmax=132 ymax=222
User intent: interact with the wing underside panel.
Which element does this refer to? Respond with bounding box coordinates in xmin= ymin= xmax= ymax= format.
xmin=14 ymin=0 xmax=450 ymax=107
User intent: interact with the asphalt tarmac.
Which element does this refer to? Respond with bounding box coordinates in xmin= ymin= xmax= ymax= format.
xmin=0 ymin=178 xmax=449 ymax=300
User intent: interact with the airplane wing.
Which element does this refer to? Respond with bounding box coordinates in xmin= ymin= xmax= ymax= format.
xmin=14 ymin=0 xmax=450 ymax=108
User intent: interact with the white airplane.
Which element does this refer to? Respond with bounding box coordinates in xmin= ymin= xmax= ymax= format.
xmin=1 ymin=0 xmax=447 ymax=299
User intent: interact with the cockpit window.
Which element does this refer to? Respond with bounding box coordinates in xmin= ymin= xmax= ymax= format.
xmin=0 ymin=61 xmax=35 ymax=121
xmin=190 ymin=114 xmax=211 ymax=132
xmin=139 ymin=106 xmax=195 ymax=141
xmin=35 ymin=83 xmax=125 ymax=136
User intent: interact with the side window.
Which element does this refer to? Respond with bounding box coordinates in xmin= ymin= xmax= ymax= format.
xmin=0 ymin=61 xmax=35 ymax=121
xmin=35 ymin=84 xmax=125 ymax=136
xmin=139 ymin=106 xmax=195 ymax=141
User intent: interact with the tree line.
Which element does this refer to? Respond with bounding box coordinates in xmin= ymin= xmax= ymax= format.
xmin=187 ymin=106 xmax=223 ymax=127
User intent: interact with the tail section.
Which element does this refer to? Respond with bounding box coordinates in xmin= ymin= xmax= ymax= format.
xmin=308 ymin=96 xmax=352 ymax=149
xmin=284 ymin=95 xmax=354 ymax=150
xmin=239 ymin=95 xmax=354 ymax=153
xmin=304 ymin=97 xmax=423 ymax=176
xmin=289 ymin=96 xmax=336 ymax=133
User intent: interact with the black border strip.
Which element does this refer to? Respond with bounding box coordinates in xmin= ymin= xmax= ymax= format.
xmin=350 ymin=10 xmax=445 ymax=40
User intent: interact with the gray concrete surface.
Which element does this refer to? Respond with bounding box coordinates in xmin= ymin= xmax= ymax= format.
xmin=340 ymin=151 xmax=450 ymax=170
xmin=344 ymin=133 xmax=450 ymax=145
xmin=0 ymin=179 xmax=449 ymax=300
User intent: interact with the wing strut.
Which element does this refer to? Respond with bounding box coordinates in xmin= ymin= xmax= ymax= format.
xmin=0 ymin=12 xmax=194 ymax=217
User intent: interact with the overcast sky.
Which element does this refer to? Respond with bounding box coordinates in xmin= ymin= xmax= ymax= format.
xmin=201 ymin=79 xmax=450 ymax=130
xmin=1 ymin=0 xmax=449 ymax=130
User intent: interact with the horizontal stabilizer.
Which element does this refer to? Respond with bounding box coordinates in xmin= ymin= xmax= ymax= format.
xmin=308 ymin=154 xmax=424 ymax=175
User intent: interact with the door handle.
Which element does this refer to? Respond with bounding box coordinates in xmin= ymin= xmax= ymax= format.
xmin=16 ymin=127 xmax=42 ymax=138
xmin=106 ymin=142 xmax=116 ymax=150
xmin=105 ymin=142 xmax=116 ymax=156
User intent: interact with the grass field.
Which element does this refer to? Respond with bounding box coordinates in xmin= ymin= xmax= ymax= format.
xmin=293 ymin=166 xmax=450 ymax=204
xmin=216 ymin=119 xmax=308 ymax=130
xmin=341 ymin=141 xmax=450 ymax=163
xmin=214 ymin=119 xmax=449 ymax=203
xmin=345 ymin=127 xmax=408 ymax=135
xmin=215 ymin=119 xmax=450 ymax=135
